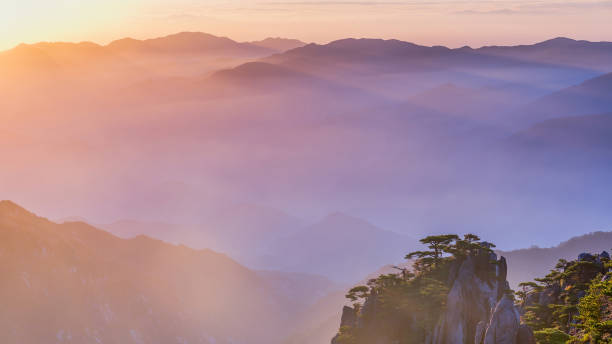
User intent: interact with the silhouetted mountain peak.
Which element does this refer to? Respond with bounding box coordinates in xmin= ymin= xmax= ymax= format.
xmin=167 ymin=31 xmax=220 ymax=39
xmin=249 ymin=37 xmax=307 ymax=51
xmin=324 ymin=38 xmax=425 ymax=53
xmin=536 ymin=37 xmax=578 ymax=46
xmin=474 ymin=37 xmax=612 ymax=71
xmin=277 ymin=38 xmax=430 ymax=59
xmin=105 ymin=37 xmax=141 ymax=50
xmin=150 ymin=31 xmax=234 ymax=46
xmin=107 ymin=32 xmax=274 ymax=55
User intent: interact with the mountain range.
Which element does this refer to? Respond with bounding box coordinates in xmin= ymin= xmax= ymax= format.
xmin=107 ymin=32 xmax=275 ymax=56
xmin=3 ymin=200 xmax=612 ymax=343
xmin=101 ymin=210 xmax=412 ymax=283
xmin=254 ymin=212 xmax=415 ymax=282
xmin=0 ymin=32 xmax=302 ymax=98
xmin=2 ymin=32 xmax=612 ymax=252
xmin=0 ymin=200 xmax=340 ymax=344
xmin=3 ymin=29 xmax=612 ymax=344
xmin=100 ymin=203 xmax=305 ymax=265
xmin=475 ymin=37 xmax=612 ymax=71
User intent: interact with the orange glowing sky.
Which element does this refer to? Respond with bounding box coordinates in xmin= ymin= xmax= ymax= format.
xmin=1 ymin=0 xmax=611 ymax=50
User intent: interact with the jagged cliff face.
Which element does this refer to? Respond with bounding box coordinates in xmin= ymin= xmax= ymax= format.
xmin=428 ymin=252 xmax=536 ymax=344
xmin=520 ymin=252 xmax=610 ymax=314
xmin=432 ymin=253 xmax=518 ymax=344
xmin=332 ymin=247 xmax=536 ymax=344
xmin=518 ymin=251 xmax=612 ymax=343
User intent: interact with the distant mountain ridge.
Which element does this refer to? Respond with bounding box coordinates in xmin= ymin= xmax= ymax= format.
xmin=262 ymin=37 xmax=609 ymax=73
xmin=249 ymin=36 xmax=603 ymax=102
xmin=4 ymin=35 xmax=609 ymax=78
xmin=101 ymin=203 xmax=305 ymax=266
xmin=475 ymin=37 xmax=612 ymax=71
xmin=3 ymin=33 xmax=612 ymax=253
xmin=0 ymin=32 xmax=280 ymax=93
xmin=102 ymin=210 xmax=416 ymax=283
xmin=249 ymin=37 xmax=307 ymax=52
xmin=107 ymin=32 xmax=274 ymax=56
xmin=3 ymin=34 xmax=606 ymax=101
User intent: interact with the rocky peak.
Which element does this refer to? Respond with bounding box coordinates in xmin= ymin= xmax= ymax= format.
xmin=433 ymin=254 xmax=526 ymax=344
xmin=331 ymin=236 xmax=535 ymax=344
xmin=521 ymin=251 xmax=611 ymax=311
xmin=516 ymin=251 xmax=612 ymax=342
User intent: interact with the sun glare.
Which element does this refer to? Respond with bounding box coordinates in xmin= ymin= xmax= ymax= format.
xmin=0 ymin=0 xmax=138 ymax=50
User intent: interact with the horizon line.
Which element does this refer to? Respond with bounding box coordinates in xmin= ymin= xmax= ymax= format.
xmin=3 ymin=31 xmax=612 ymax=53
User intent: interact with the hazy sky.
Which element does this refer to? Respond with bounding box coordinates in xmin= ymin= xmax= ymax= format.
xmin=1 ymin=0 xmax=611 ymax=50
